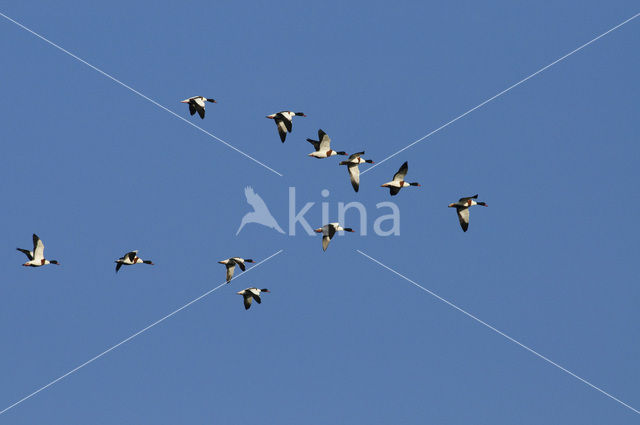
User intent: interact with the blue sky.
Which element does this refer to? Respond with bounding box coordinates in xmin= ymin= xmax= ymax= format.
xmin=1 ymin=1 xmax=639 ymax=423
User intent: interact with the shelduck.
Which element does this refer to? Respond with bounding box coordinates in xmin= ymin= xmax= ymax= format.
xmin=17 ymin=234 xmax=59 ymax=267
xmin=339 ymin=151 xmax=374 ymax=192
xmin=181 ymin=96 xmax=216 ymax=119
xmin=381 ymin=161 xmax=420 ymax=196
xmin=266 ymin=111 xmax=306 ymax=142
xmin=237 ymin=287 xmax=270 ymax=310
xmin=306 ymin=129 xmax=347 ymax=159
xmin=448 ymin=194 xmax=488 ymax=232
xmin=115 ymin=250 xmax=154 ymax=272
xmin=314 ymin=223 xmax=355 ymax=251
xmin=218 ymin=257 xmax=255 ymax=283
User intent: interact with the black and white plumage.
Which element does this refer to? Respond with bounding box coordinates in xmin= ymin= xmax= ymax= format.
xmin=17 ymin=234 xmax=59 ymax=267
xmin=448 ymin=194 xmax=488 ymax=232
xmin=314 ymin=223 xmax=355 ymax=251
xmin=266 ymin=111 xmax=306 ymax=142
xmin=339 ymin=151 xmax=374 ymax=192
xmin=114 ymin=250 xmax=154 ymax=272
xmin=380 ymin=161 xmax=420 ymax=196
xmin=181 ymin=96 xmax=216 ymax=119
xmin=237 ymin=287 xmax=270 ymax=310
xmin=306 ymin=129 xmax=347 ymax=159
xmin=218 ymin=257 xmax=255 ymax=283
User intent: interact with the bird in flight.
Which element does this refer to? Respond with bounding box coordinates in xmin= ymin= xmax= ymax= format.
xmin=448 ymin=194 xmax=488 ymax=232
xmin=218 ymin=257 xmax=255 ymax=283
xmin=17 ymin=234 xmax=59 ymax=267
xmin=380 ymin=161 xmax=420 ymax=196
xmin=237 ymin=287 xmax=270 ymax=310
xmin=339 ymin=151 xmax=374 ymax=192
xmin=181 ymin=96 xmax=216 ymax=119
xmin=115 ymin=250 xmax=154 ymax=272
xmin=266 ymin=111 xmax=306 ymax=142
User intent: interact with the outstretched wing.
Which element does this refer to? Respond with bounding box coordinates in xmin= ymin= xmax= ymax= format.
xmin=243 ymin=295 xmax=253 ymax=310
xmin=458 ymin=194 xmax=478 ymax=204
xmin=393 ymin=162 xmax=408 ymax=182
xmin=318 ymin=130 xmax=331 ymax=151
xmin=32 ymin=234 xmax=44 ymax=261
xmin=349 ymin=151 xmax=365 ymax=160
xmin=276 ymin=119 xmax=288 ymax=142
xmin=115 ymin=262 xmax=123 ymax=273
xmin=457 ymin=207 xmax=470 ymax=232
xmin=244 ymin=186 xmax=269 ymax=212
xmin=234 ymin=259 xmax=247 ymax=272
xmin=126 ymin=250 xmax=138 ymax=262
xmin=226 ymin=263 xmax=236 ymax=283
xmin=347 ymin=164 xmax=360 ymax=192
xmin=322 ymin=235 xmax=331 ymax=251
xmin=16 ymin=248 xmax=33 ymax=260
xmin=189 ymin=103 xmax=196 ymax=116
xmin=389 ymin=186 xmax=401 ymax=196
xmin=276 ymin=113 xmax=293 ymax=132
xmin=306 ymin=137 xmax=320 ymax=151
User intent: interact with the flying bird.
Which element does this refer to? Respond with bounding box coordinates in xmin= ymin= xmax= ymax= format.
xmin=380 ymin=161 xmax=420 ymax=196
xmin=448 ymin=194 xmax=488 ymax=232
xmin=237 ymin=287 xmax=270 ymax=310
xmin=339 ymin=151 xmax=374 ymax=192
xmin=236 ymin=186 xmax=285 ymax=235
xmin=181 ymin=96 xmax=216 ymax=119
xmin=115 ymin=250 xmax=154 ymax=272
xmin=17 ymin=234 xmax=59 ymax=267
xmin=306 ymin=129 xmax=347 ymax=159
xmin=314 ymin=223 xmax=354 ymax=251
xmin=218 ymin=257 xmax=255 ymax=283
xmin=266 ymin=111 xmax=306 ymax=142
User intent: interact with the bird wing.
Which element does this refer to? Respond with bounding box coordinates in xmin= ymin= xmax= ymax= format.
xmin=347 ymin=164 xmax=360 ymax=192
xmin=194 ymin=97 xmax=206 ymax=108
xmin=245 ymin=186 xmax=269 ymax=212
xmin=16 ymin=248 xmax=34 ymax=260
xmin=389 ymin=186 xmax=401 ymax=196
xmin=306 ymin=137 xmax=320 ymax=151
xmin=226 ymin=263 xmax=236 ymax=282
xmin=318 ymin=130 xmax=331 ymax=151
xmin=276 ymin=113 xmax=293 ymax=132
xmin=276 ymin=119 xmax=288 ymax=142
xmin=393 ymin=162 xmax=408 ymax=182
xmin=243 ymin=295 xmax=253 ymax=310
xmin=457 ymin=207 xmax=470 ymax=232
xmin=458 ymin=194 xmax=478 ymax=203
xmin=253 ymin=294 xmax=262 ymax=304
xmin=234 ymin=259 xmax=247 ymax=272
xmin=196 ymin=105 xmax=205 ymax=119
xmin=188 ymin=103 xmax=196 ymax=115
xmin=349 ymin=151 xmax=365 ymax=160
xmin=32 ymin=234 xmax=44 ymax=261
xmin=126 ymin=250 xmax=138 ymax=262
xmin=115 ymin=262 xmax=123 ymax=273
xmin=322 ymin=235 xmax=331 ymax=251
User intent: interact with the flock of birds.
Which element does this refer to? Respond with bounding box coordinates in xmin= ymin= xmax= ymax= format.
xmin=16 ymin=97 xmax=488 ymax=310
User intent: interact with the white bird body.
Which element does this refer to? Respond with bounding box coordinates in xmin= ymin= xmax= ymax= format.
xmin=314 ymin=222 xmax=355 ymax=251
xmin=17 ymin=234 xmax=59 ymax=267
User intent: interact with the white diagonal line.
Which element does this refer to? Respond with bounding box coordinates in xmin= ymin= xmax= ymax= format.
xmin=0 ymin=11 xmax=283 ymax=177
xmin=356 ymin=249 xmax=640 ymax=415
xmin=361 ymin=12 xmax=640 ymax=175
xmin=0 ymin=249 xmax=284 ymax=415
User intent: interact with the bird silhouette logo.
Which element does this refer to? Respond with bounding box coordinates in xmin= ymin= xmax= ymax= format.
xmin=236 ymin=186 xmax=285 ymax=235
